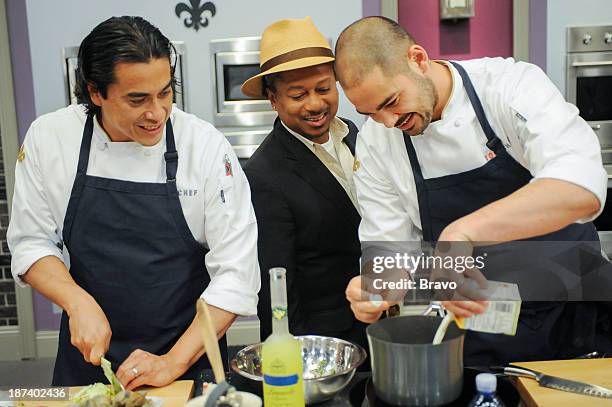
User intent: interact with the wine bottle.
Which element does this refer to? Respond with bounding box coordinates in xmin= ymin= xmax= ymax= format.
xmin=261 ymin=268 xmax=305 ymax=407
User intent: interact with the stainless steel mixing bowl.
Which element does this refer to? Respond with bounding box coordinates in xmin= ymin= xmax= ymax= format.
xmin=230 ymin=335 xmax=367 ymax=404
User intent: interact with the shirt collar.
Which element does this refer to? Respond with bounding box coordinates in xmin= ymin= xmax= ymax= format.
xmin=436 ymin=60 xmax=461 ymax=121
xmin=281 ymin=116 xmax=349 ymax=149
xmin=92 ymin=113 xmax=167 ymax=153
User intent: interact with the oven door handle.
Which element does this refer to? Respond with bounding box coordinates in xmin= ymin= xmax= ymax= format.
xmin=571 ymin=60 xmax=612 ymax=67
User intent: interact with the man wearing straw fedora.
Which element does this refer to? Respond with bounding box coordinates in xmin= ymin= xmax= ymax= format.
xmin=242 ymin=17 xmax=368 ymax=354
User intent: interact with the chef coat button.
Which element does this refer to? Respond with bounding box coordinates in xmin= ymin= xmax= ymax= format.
xmin=98 ymin=142 xmax=107 ymax=151
xmin=454 ymin=119 xmax=462 ymax=127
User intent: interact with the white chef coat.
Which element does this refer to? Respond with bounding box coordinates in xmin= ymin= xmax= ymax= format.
xmin=354 ymin=57 xmax=607 ymax=242
xmin=7 ymin=104 xmax=260 ymax=316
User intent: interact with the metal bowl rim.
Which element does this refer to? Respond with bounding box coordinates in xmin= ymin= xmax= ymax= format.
xmin=230 ymin=335 xmax=367 ymax=382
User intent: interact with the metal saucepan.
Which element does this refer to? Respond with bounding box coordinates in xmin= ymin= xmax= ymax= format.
xmin=366 ymin=306 xmax=465 ymax=406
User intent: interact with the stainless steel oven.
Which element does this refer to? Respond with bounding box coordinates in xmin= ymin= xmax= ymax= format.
xmin=210 ymin=37 xmax=276 ymax=165
xmin=224 ymin=128 xmax=269 ymax=167
xmin=567 ymin=25 xmax=612 ymax=244
xmin=567 ymin=25 xmax=612 ymax=146
xmin=210 ymin=37 xmax=276 ymax=127
xmin=62 ymin=41 xmax=188 ymax=111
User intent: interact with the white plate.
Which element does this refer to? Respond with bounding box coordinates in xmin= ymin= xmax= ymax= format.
xmin=146 ymin=395 xmax=164 ymax=407
xmin=185 ymin=384 xmax=261 ymax=407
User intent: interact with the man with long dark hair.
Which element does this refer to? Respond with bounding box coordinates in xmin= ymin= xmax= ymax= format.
xmin=8 ymin=16 xmax=260 ymax=387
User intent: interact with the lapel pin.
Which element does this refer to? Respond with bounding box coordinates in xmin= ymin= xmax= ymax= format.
xmin=224 ymin=154 xmax=233 ymax=177
xmin=17 ymin=144 xmax=25 ymax=162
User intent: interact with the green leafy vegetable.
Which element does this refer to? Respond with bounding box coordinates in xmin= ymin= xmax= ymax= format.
xmin=70 ymin=382 xmax=111 ymax=404
xmin=101 ymin=357 xmax=123 ymax=395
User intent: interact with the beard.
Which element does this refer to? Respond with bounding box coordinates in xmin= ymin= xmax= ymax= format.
xmin=401 ymin=71 xmax=438 ymax=136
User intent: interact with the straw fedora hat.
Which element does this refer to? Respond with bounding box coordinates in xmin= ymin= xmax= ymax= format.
xmin=241 ymin=16 xmax=334 ymax=98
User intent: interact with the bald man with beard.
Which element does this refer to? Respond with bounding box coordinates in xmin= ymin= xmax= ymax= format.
xmin=335 ymin=16 xmax=612 ymax=365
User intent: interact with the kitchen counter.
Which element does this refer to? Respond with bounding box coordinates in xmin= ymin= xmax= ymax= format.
xmin=8 ymin=380 xmax=194 ymax=407
xmin=196 ymin=370 xmax=363 ymax=406
xmin=196 ymin=368 xmax=521 ymax=406
xmin=512 ymin=358 xmax=612 ymax=407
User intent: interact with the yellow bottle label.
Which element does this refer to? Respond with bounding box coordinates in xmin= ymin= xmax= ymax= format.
xmin=262 ymin=338 xmax=304 ymax=407
xmin=272 ymin=306 xmax=287 ymax=321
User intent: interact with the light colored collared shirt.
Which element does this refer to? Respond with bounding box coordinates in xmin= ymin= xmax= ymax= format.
xmin=281 ymin=118 xmax=359 ymax=210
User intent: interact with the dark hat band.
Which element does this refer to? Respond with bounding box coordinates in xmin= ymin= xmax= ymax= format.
xmin=260 ymin=46 xmax=334 ymax=73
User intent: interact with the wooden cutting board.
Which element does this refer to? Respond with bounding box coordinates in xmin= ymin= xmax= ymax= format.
xmin=137 ymin=380 xmax=194 ymax=407
xmin=512 ymin=359 xmax=612 ymax=407
xmin=17 ymin=380 xmax=194 ymax=407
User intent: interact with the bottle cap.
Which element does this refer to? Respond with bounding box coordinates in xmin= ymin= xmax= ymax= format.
xmin=475 ymin=373 xmax=497 ymax=393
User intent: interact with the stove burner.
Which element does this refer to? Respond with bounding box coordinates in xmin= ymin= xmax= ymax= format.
xmin=349 ymin=369 xmax=520 ymax=407
xmin=363 ymin=378 xmax=395 ymax=406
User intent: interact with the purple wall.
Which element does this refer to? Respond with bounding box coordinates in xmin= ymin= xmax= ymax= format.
xmin=6 ymin=0 xmax=36 ymax=145
xmin=529 ymin=0 xmax=547 ymax=71
xmin=398 ymin=0 xmax=513 ymax=60
xmin=362 ymin=0 xmax=381 ymax=17
xmin=33 ymin=292 xmax=61 ymax=330
xmin=7 ymin=0 xmax=61 ymax=331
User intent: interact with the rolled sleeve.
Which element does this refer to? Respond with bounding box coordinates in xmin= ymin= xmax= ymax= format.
xmin=200 ymin=138 xmax=260 ymax=316
xmin=532 ymin=150 xmax=607 ymax=223
xmin=10 ymin=239 xmax=64 ymax=287
xmin=202 ymin=273 xmax=258 ymax=317
xmin=504 ymin=62 xmax=607 ymax=222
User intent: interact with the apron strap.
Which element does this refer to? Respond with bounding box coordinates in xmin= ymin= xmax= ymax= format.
xmin=77 ymin=115 xmax=95 ymax=175
xmin=66 ymin=115 xmax=185 ymax=243
xmin=163 ymin=118 xmax=203 ymax=252
xmin=402 ymin=133 xmax=433 ymax=241
xmin=403 ymin=133 xmax=425 ymax=183
xmin=164 ymin=119 xmax=178 ymax=181
xmin=448 ymin=61 xmax=505 ymax=154
xmin=63 ymin=115 xmax=95 ymax=242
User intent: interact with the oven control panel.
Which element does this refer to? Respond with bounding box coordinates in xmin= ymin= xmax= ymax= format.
xmin=568 ymin=25 xmax=612 ymax=53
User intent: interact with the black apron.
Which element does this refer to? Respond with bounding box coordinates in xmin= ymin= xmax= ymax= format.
xmin=403 ymin=61 xmax=604 ymax=365
xmin=53 ymin=116 xmax=226 ymax=385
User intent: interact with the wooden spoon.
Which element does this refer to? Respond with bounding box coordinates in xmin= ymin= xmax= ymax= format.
xmin=197 ymin=299 xmax=225 ymax=384
xmin=196 ymin=299 xmax=240 ymax=407
xmin=432 ymin=311 xmax=455 ymax=345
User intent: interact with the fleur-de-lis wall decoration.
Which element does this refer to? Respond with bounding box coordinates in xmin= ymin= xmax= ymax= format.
xmin=175 ymin=0 xmax=216 ymax=32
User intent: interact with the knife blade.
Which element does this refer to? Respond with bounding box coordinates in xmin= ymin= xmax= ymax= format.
xmin=504 ymin=365 xmax=612 ymax=399
xmin=538 ymin=374 xmax=612 ymax=398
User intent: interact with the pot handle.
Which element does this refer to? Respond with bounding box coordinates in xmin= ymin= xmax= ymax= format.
xmin=422 ymin=301 xmax=447 ymax=317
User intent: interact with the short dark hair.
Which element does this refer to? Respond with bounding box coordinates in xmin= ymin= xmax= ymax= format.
xmin=335 ymin=16 xmax=416 ymax=88
xmin=262 ymin=72 xmax=283 ymax=95
xmin=74 ymin=16 xmax=178 ymax=117
xmin=261 ymin=61 xmax=336 ymax=96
